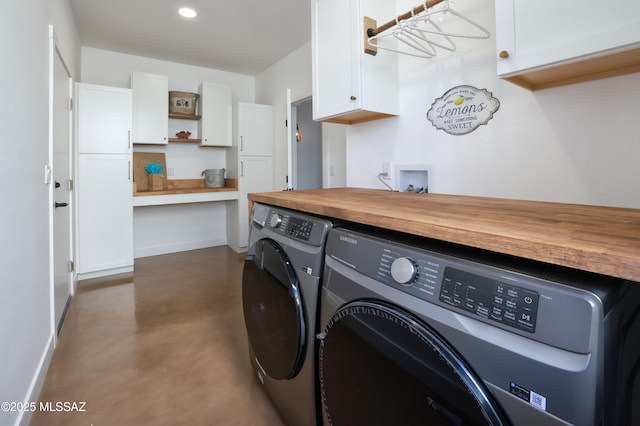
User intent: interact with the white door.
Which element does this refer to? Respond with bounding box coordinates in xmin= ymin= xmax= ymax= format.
xmin=50 ymin=28 xmax=73 ymax=336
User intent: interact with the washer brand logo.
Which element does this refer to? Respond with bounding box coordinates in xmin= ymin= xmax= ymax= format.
xmin=339 ymin=235 xmax=358 ymax=245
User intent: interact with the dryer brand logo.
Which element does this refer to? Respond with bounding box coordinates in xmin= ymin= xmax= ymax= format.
xmin=339 ymin=235 xmax=358 ymax=245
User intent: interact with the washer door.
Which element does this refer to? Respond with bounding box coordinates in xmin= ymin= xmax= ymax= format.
xmin=319 ymin=300 xmax=509 ymax=426
xmin=242 ymin=238 xmax=306 ymax=380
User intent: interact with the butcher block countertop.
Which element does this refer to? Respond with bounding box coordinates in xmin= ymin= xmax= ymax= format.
xmin=248 ymin=188 xmax=640 ymax=283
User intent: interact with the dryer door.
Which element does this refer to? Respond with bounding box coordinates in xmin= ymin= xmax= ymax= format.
xmin=242 ymin=238 xmax=306 ymax=380
xmin=319 ymin=300 xmax=509 ymax=426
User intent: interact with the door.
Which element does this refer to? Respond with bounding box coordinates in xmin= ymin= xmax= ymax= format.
xmin=242 ymin=239 xmax=306 ymax=379
xmin=319 ymin=300 xmax=509 ymax=425
xmin=51 ymin=28 xmax=73 ymax=336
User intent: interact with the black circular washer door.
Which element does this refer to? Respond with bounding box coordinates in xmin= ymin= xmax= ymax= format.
xmin=319 ymin=300 xmax=509 ymax=426
xmin=242 ymin=238 xmax=306 ymax=380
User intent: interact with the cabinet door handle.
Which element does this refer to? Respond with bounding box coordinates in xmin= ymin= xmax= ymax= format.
xmin=128 ymin=161 xmax=131 ymax=180
xmin=240 ymin=136 xmax=244 ymax=151
xmin=128 ymin=130 xmax=131 ymax=149
xmin=350 ymin=96 xmax=357 ymax=101
xmin=241 ymin=161 xmax=244 ymax=177
xmin=499 ymin=50 xmax=509 ymax=59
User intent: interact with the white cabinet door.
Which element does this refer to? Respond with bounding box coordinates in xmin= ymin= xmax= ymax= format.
xmin=312 ymin=0 xmax=361 ymax=119
xmin=237 ymin=103 xmax=273 ymax=156
xmin=76 ymin=83 xmax=132 ymax=154
xmin=131 ymin=72 xmax=168 ymax=144
xmin=311 ymin=0 xmax=398 ymax=124
xmin=495 ymin=0 xmax=640 ymax=88
xmin=199 ymin=82 xmax=232 ymax=147
xmin=238 ymin=156 xmax=274 ymax=248
xmin=77 ymin=154 xmax=133 ymax=274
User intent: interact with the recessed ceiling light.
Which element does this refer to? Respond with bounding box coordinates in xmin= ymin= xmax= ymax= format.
xmin=178 ymin=7 xmax=197 ymax=18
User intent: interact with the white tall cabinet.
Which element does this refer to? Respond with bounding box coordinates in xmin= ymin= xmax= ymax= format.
xmin=227 ymin=102 xmax=274 ymax=252
xmin=76 ymin=83 xmax=134 ymax=278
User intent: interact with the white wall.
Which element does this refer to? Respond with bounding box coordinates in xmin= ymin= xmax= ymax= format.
xmin=80 ymin=48 xmax=256 ymax=257
xmin=256 ymin=42 xmax=314 ymax=190
xmin=1 ymin=0 xmax=80 ymax=425
xmin=258 ymin=0 xmax=640 ymax=209
xmin=347 ymin=0 xmax=640 ymax=208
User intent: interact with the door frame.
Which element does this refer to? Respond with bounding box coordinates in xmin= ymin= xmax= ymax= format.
xmin=48 ymin=25 xmax=74 ymax=341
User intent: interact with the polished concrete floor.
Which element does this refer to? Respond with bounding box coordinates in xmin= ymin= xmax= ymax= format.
xmin=31 ymin=247 xmax=285 ymax=426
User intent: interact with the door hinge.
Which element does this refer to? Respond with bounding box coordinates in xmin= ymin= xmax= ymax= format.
xmin=68 ymin=261 xmax=75 ymax=273
xmin=67 ymin=98 xmax=73 ymax=111
xmin=68 ymin=179 xmax=74 ymax=190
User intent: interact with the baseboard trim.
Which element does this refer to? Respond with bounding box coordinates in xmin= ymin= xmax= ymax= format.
xmin=16 ymin=333 xmax=55 ymax=426
xmin=134 ymin=238 xmax=227 ymax=259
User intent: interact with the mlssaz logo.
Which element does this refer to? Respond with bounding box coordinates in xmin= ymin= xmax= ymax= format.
xmin=339 ymin=235 xmax=358 ymax=245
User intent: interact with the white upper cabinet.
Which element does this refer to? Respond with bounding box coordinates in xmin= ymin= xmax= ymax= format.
xmin=77 ymin=83 xmax=132 ymax=154
xmin=236 ymin=102 xmax=273 ymax=156
xmin=312 ymin=0 xmax=399 ymax=124
xmin=198 ymin=82 xmax=232 ymax=147
xmin=495 ymin=0 xmax=640 ymax=90
xmin=131 ymin=71 xmax=168 ymax=144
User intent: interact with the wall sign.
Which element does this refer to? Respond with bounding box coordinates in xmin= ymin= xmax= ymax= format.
xmin=427 ymin=85 xmax=500 ymax=135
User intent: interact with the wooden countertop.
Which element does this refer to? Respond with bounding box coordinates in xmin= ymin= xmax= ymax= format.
xmin=248 ymin=188 xmax=640 ymax=282
xmin=134 ymin=178 xmax=237 ymax=196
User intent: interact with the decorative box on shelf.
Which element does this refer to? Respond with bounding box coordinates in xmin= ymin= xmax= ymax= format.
xmin=148 ymin=174 xmax=164 ymax=191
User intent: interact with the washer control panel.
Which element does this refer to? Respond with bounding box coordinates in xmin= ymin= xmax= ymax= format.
xmin=252 ymin=203 xmax=331 ymax=246
xmin=440 ymin=267 xmax=539 ymax=333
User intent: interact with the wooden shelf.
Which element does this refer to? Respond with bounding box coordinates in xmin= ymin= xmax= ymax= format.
xmin=169 ymin=113 xmax=201 ymax=120
xmin=168 ymin=138 xmax=201 ymax=143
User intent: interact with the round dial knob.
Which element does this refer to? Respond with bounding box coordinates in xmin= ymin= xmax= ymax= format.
xmin=269 ymin=213 xmax=282 ymax=228
xmin=391 ymin=257 xmax=418 ymax=284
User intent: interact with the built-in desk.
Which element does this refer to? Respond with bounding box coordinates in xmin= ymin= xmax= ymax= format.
xmin=133 ymin=178 xmax=238 ymax=206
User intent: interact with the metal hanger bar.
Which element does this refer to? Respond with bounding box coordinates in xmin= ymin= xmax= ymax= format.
xmin=367 ymin=0 xmax=446 ymax=37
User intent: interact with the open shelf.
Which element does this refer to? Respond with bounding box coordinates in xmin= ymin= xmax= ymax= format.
xmin=169 ymin=113 xmax=201 ymax=120
xmin=167 ymin=138 xmax=201 ymax=143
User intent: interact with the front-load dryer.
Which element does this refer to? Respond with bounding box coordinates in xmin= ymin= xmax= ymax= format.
xmin=318 ymin=226 xmax=640 ymax=426
xmin=242 ymin=202 xmax=334 ymax=426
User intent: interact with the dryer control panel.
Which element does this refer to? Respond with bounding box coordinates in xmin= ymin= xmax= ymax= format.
xmin=325 ymin=227 xmax=603 ymax=353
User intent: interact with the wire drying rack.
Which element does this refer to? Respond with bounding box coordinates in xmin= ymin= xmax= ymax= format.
xmin=364 ymin=0 xmax=490 ymax=58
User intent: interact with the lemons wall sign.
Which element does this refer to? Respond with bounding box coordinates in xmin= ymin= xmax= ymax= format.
xmin=427 ymin=85 xmax=500 ymax=136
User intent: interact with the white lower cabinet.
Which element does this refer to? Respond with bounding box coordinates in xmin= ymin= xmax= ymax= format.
xmin=77 ymin=154 xmax=133 ymax=277
xmin=238 ymin=156 xmax=273 ymax=247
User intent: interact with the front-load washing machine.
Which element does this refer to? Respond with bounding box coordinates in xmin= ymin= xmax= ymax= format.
xmin=242 ymin=202 xmax=334 ymax=426
xmin=318 ymin=226 xmax=640 ymax=426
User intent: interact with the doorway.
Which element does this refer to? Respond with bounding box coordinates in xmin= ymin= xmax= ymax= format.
xmin=50 ymin=26 xmax=74 ymax=337
xmin=291 ymin=98 xmax=322 ymax=190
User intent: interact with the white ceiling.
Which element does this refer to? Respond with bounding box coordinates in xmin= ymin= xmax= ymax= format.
xmin=69 ymin=0 xmax=311 ymax=76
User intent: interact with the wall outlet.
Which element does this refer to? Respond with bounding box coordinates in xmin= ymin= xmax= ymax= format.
xmin=381 ymin=162 xmax=392 ymax=180
xmin=167 ymin=167 xmax=174 ymax=177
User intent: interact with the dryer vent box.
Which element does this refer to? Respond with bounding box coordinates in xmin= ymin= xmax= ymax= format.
xmin=396 ymin=164 xmax=431 ymax=193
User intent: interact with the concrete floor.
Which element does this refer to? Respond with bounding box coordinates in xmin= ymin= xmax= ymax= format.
xmin=30 ymin=247 xmax=285 ymax=426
